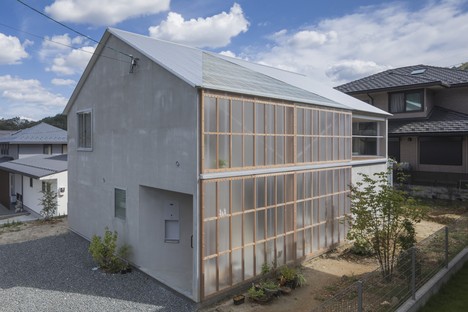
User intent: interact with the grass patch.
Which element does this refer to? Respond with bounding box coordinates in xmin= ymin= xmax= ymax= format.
xmin=418 ymin=262 xmax=468 ymax=312
xmin=0 ymin=220 xmax=23 ymax=229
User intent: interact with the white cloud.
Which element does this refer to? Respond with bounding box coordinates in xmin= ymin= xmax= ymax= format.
xmin=254 ymin=1 xmax=468 ymax=84
xmin=40 ymin=34 xmax=95 ymax=76
xmin=0 ymin=75 xmax=68 ymax=119
xmin=45 ymin=0 xmax=170 ymax=26
xmin=148 ymin=3 xmax=249 ymax=48
xmin=51 ymin=78 xmax=76 ymax=86
xmin=219 ymin=50 xmax=237 ymax=58
xmin=0 ymin=33 xmax=31 ymax=65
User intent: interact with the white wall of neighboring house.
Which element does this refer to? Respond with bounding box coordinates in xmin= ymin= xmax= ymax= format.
xmin=352 ymin=162 xmax=389 ymax=186
xmin=21 ymin=171 xmax=68 ymax=216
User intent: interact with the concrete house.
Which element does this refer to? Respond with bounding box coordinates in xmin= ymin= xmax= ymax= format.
xmin=64 ymin=28 xmax=389 ymax=302
xmin=0 ymin=123 xmax=67 ymax=213
xmin=337 ymin=65 xmax=468 ymax=187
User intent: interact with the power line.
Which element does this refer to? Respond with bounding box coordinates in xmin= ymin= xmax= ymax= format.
xmin=15 ymin=0 xmax=134 ymax=59
xmin=0 ymin=22 xmax=131 ymax=64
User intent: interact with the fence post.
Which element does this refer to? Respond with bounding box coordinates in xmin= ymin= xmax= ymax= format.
xmin=445 ymin=226 xmax=449 ymax=269
xmin=411 ymin=246 xmax=416 ymax=300
xmin=357 ymin=280 xmax=363 ymax=312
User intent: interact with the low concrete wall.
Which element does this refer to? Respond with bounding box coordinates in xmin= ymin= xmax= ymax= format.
xmin=404 ymin=184 xmax=468 ymax=201
xmin=397 ymin=248 xmax=468 ymax=312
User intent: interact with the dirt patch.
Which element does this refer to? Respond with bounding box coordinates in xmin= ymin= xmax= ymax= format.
xmin=0 ymin=218 xmax=68 ymax=245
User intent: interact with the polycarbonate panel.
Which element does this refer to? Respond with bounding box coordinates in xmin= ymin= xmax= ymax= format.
xmin=232 ymin=215 xmax=242 ymax=248
xmin=244 ymin=135 xmax=254 ymax=167
xmin=231 ymin=135 xmax=242 ymax=167
xmin=204 ymin=134 xmax=217 ymax=169
xmin=232 ymin=249 xmax=243 ymax=284
xmin=218 ymin=180 xmax=229 ymax=217
xmin=231 ymin=179 xmax=242 ymax=213
xmin=305 ymin=109 xmax=311 ymax=135
xmin=304 ymin=200 xmax=312 ymax=226
xmin=276 ymin=136 xmax=284 ymax=164
xmin=296 ymin=108 xmax=303 ymax=135
xmin=297 ymin=136 xmax=304 ymax=163
xmin=204 ymin=96 xmax=217 ymax=132
xmin=265 ymin=104 xmax=275 ymax=134
xmin=267 ymin=208 xmax=275 ymax=238
xmin=296 ymin=202 xmax=304 ymax=229
xmin=266 ymin=239 xmax=275 ymax=265
xmin=276 ymin=236 xmax=285 ymax=265
xmin=204 ymin=258 xmax=217 ymax=296
xmin=256 ymin=177 xmax=265 ymax=209
xmin=277 ymin=175 xmax=284 ymax=204
xmin=256 ymin=210 xmax=265 ymax=241
xmin=218 ymin=253 xmax=230 ymax=290
xmin=297 ymin=173 xmax=304 ymax=200
xmin=312 ymin=226 xmax=319 ymax=252
xmin=244 ymin=212 xmax=254 ymax=244
xmin=285 ymin=107 xmax=294 ymax=134
xmin=218 ymin=217 xmax=230 ymax=252
xmin=218 ymin=98 xmax=230 ymax=133
xmin=277 ymin=205 xmax=284 ymax=235
xmin=244 ymin=246 xmax=254 ymax=279
xmin=244 ymin=101 xmax=254 ymax=134
xmin=204 ymin=182 xmax=216 ymax=219
xmin=305 ymin=228 xmax=312 ymax=254
xmin=218 ymin=135 xmax=230 ymax=169
xmin=256 ymin=103 xmax=265 ymax=134
xmin=296 ymin=230 xmax=304 ymax=258
xmin=276 ymin=105 xmax=284 ymax=134
xmin=244 ymin=178 xmax=254 ymax=211
xmin=267 ymin=176 xmax=275 ymax=206
xmin=266 ymin=136 xmax=275 ymax=165
xmin=285 ymin=204 xmax=294 ymax=233
xmin=255 ymin=243 xmax=265 ymax=274
xmin=304 ymin=136 xmax=311 ymax=162
xmin=232 ymin=100 xmax=243 ymax=133
xmin=285 ymin=136 xmax=294 ymax=163
xmin=255 ymin=136 xmax=265 ymax=166
xmin=204 ymin=220 xmax=216 ymax=257
xmin=286 ymin=234 xmax=295 ymax=262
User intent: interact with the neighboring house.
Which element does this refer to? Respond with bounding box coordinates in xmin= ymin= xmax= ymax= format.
xmin=0 ymin=122 xmax=67 ymax=211
xmin=0 ymin=154 xmax=68 ymax=216
xmin=336 ymin=65 xmax=468 ymax=187
xmin=64 ymin=28 xmax=389 ymax=302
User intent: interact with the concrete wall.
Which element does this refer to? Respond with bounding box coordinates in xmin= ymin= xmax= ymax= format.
xmin=67 ymin=35 xmax=199 ymax=300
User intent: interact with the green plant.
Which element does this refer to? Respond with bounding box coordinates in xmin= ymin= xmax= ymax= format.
xmin=39 ymin=182 xmax=57 ymax=221
xmin=295 ymin=272 xmax=307 ymax=287
xmin=0 ymin=220 xmax=23 ymax=229
xmin=88 ymin=227 xmax=130 ymax=273
xmin=261 ymin=262 xmax=271 ymax=275
xmin=279 ymin=266 xmax=297 ymax=282
xmin=347 ymin=170 xmax=425 ymax=281
xmin=259 ymin=280 xmax=279 ymax=291
xmin=247 ymin=285 xmax=265 ymax=300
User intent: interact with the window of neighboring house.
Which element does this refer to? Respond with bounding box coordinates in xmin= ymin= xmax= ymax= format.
xmin=388 ymin=137 xmax=400 ymax=162
xmin=0 ymin=143 xmax=9 ymax=155
xmin=30 ymin=178 xmax=33 ymax=188
xmin=62 ymin=144 xmax=67 ymax=154
xmin=389 ymin=90 xmax=424 ymax=113
xmin=420 ymin=136 xmax=462 ymax=166
xmin=115 ymin=188 xmax=126 ymax=220
xmin=77 ymin=111 xmax=92 ymax=149
xmin=352 ymin=121 xmax=385 ymax=156
xmin=41 ymin=181 xmax=51 ymax=192
xmin=43 ymin=144 xmax=52 ymax=155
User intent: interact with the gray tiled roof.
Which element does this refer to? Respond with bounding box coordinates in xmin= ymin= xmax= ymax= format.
xmin=389 ymin=106 xmax=468 ymax=135
xmin=0 ymin=154 xmax=67 ymax=179
xmin=0 ymin=123 xmax=67 ymax=144
xmin=336 ymin=65 xmax=468 ymax=93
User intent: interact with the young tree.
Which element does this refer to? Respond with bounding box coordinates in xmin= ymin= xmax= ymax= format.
xmin=347 ymin=170 xmax=424 ymax=281
xmin=39 ymin=182 xmax=58 ymax=221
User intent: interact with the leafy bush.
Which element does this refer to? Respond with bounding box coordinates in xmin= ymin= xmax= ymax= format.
xmin=247 ymin=285 xmax=266 ymax=300
xmin=39 ymin=182 xmax=57 ymax=221
xmin=89 ymin=227 xmax=130 ymax=273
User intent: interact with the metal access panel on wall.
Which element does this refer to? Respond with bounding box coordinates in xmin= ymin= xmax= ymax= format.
xmin=164 ymin=200 xmax=180 ymax=243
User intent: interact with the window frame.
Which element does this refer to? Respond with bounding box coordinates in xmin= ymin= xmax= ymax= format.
xmin=388 ymin=89 xmax=424 ymax=113
xmin=77 ymin=109 xmax=93 ymax=151
xmin=351 ymin=119 xmax=386 ymax=157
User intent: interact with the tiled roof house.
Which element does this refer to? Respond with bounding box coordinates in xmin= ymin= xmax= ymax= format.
xmin=336 ymin=65 xmax=468 ymax=186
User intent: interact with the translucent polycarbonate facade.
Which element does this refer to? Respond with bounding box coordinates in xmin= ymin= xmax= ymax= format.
xmin=200 ymin=91 xmax=353 ymax=298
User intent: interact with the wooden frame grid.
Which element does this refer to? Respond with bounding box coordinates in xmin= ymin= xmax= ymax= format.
xmin=200 ymin=167 xmax=351 ymax=298
xmin=201 ymin=91 xmax=353 ymax=174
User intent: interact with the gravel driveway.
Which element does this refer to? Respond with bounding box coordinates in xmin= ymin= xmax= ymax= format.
xmin=0 ymin=232 xmax=197 ymax=312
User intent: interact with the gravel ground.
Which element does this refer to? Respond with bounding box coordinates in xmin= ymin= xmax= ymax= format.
xmin=0 ymin=232 xmax=197 ymax=312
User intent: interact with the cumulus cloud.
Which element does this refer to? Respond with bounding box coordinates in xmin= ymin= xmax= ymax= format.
xmin=0 ymin=33 xmax=31 ymax=64
xmin=254 ymin=1 xmax=468 ymax=84
xmin=40 ymin=34 xmax=95 ymax=76
xmin=148 ymin=3 xmax=249 ymax=48
xmin=51 ymin=78 xmax=76 ymax=86
xmin=219 ymin=50 xmax=237 ymax=58
xmin=45 ymin=0 xmax=170 ymax=26
xmin=0 ymin=75 xmax=68 ymax=119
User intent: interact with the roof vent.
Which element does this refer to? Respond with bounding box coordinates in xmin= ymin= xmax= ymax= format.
xmin=410 ymin=68 xmax=426 ymax=75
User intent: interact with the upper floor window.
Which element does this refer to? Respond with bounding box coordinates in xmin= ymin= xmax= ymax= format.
xmin=43 ymin=144 xmax=52 ymax=155
xmin=389 ymin=90 xmax=423 ymax=113
xmin=352 ymin=120 xmax=386 ymax=157
xmin=0 ymin=143 xmax=8 ymax=155
xmin=77 ymin=111 xmax=92 ymax=150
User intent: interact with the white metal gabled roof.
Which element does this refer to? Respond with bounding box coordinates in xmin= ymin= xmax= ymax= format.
xmin=0 ymin=154 xmax=67 ymax=179
xmin=66 ymin=28 xmax=389 ymax=116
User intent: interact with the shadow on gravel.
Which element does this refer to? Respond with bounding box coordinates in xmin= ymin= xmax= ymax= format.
xmin=0 ymin=232 xmax=197 ymax=311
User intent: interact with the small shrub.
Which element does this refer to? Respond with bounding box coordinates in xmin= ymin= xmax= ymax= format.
xmin=89 ymin=227 xmax=130 ymax=273
xmin=39 ymin=182 xmax=57 ymax=221
xmin=247 ymin=285 xmax=265 ymax=300
xmin=261 ymin=262 xmax=271 ymax=275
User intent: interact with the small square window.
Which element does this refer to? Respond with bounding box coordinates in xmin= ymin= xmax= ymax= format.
xmin=115 ymin=188 xmax=126 ymax=220
xmin=389 ymin=90 xmax=424 ymax=113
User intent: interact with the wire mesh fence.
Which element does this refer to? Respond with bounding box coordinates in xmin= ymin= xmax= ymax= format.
xmin=312 ymin=215 xmax=468 ymax=312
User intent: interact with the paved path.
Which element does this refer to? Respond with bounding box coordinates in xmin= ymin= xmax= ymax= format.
xmin=0 ymin=232 xmax=197 ymax=312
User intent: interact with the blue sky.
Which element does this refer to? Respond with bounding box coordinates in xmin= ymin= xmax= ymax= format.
xmin=1 ymin=0 xmax=468 ymax=120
